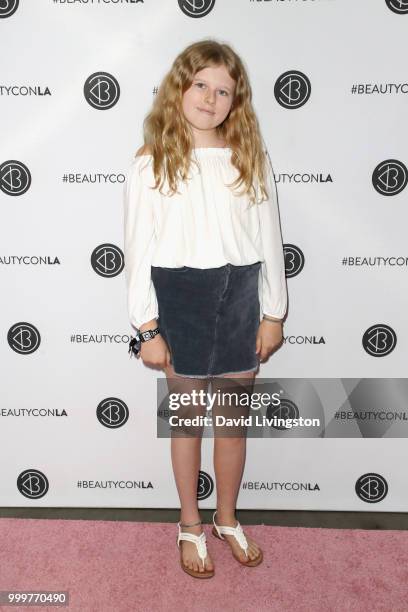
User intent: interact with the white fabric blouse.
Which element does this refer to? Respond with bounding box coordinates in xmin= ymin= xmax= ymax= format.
xmin=123 ymin=147 xmax=288 ymax=332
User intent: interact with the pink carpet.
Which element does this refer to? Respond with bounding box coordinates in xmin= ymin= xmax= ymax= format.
xmin=1 ymin=518 xmax=408 ymax=612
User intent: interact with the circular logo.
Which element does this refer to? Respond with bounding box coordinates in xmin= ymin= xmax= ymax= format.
xmin=0 ymin=0 xmax=19 ymax=18
xmin=91 ymin=244 xmax=124 ymax=277
xmin=8 ymin=322 xmax=41 ymax=355
xmin=97 ymin=398 xmax=129 ymax=428
xmin=355 ymin=473 xmax=388 ymax=503
xmin=372 ymin=159 xmax=407 ymax=196
xmin=84 ymin=72 xmax=120 ymax=110
xmin=17 ymin=469 xmax=49 ymax=499
xmin=362 ymin=324 xmax=397 ymax=357
xmin=385 ymin=0 xmax=408 ymax=14
xmin=274 ymin=70 xmax=311 ymax=109
xmin=284 ymin=244 xmax=304 ymax=278
xmin=266 ymin=398 xmax=299 ymax=431
xmin=178 ymin=0 xmax=216 ymax=18
xmin=0 ymin=160 xmax=31 ymax=196
xmin=197 ymin=470 xmax=214 ymax=500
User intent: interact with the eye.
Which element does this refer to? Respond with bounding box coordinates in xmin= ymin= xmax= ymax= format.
xmin=194 ymin=82 xmax=229 ymax=96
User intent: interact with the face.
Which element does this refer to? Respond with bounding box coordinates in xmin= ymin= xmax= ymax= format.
xmin=181 ymin=64 xmax=236 ymax=144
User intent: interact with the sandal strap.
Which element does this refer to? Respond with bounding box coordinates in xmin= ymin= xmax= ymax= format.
xmin=177 ymin=523 xmax=208 ymax=567
xmin=179 ymin=519 xmax=202 ymax=528
xmin=212 ymin=511 xmax=249 ymax=557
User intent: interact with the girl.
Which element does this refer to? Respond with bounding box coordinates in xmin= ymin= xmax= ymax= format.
xmin=123 ymin=39 xmax=288 ymax=579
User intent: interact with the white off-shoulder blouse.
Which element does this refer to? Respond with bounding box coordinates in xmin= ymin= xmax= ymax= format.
xmin=123 ymin=147 xmax=288 ymax=332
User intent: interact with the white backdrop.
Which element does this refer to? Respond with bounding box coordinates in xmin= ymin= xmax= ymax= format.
xmin=1 ymin=0 xmax=408 ymax=510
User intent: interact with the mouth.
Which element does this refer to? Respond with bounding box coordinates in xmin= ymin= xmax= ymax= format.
xmin=197 ymin=107 xmax=215 ymax=115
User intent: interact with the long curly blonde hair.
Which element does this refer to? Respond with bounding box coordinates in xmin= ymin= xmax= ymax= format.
xmin=138 ymin=38 xmax=270 ymax=206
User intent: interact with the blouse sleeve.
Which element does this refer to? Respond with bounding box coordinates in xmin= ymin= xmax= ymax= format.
xmin=123 ymin=156 xmax=159 ymax=333
xmin=257 ymin=151 xmax=288 ymax=321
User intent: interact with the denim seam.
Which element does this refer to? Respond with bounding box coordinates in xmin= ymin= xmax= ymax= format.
xmin=207 ymin=266 xmax=230 ymax=375
xmin=207 ymin=309 xmax=220 ymax=375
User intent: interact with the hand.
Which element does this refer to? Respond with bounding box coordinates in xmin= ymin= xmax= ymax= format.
xmin=255 ymin=319 xmax=283 ymax=363
xmin=140 ymin=334 xmax=172 ymax=369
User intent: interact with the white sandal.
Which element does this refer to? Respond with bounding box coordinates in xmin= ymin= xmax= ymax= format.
xmin=212 ymin=510 xmax=263 ymax=567
xmin=176 ymin=520 xmax=214 ymax=578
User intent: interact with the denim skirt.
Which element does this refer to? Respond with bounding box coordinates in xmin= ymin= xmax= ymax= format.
xmin=150 ymin=261 xmax=261 ymax=378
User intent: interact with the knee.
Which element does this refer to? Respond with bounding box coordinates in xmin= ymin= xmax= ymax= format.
xmin=214 ymin=434 xmax=246 ymax=445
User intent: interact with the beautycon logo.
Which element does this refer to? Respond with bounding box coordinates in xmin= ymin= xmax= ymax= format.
xmin=355 ymin=473 xmax=388 ymax=503
xmin=84 ymin=72 xmax=120 ymax=110
xmin=0 ymin=0 xmax=19 ymax=18
xmin=0 ymin=160 xmax=31 ymax=195
xmin=8 ymin=323 xmax=41 ymax=355
xmin=362 ymin=324 xmax=397 ymax=357
xmin=197 ymin=470 xmax=214 ymax=500
xmin=91 ymin=244 xmax=124 ymax=277
xmin=17 ymin=469 xmax=49 ymax=499
xmin=284 ymin=244 xmax=304 ymax=278
xmin=266 ymin=398 xmax=299 ymax=431
xmin=372 ymin=159 xmax=407 ymax=196
xmin=386 ymin=0 xmax=408 ymax=14
xmin=97 ymin=398 xmax=129 ymax=428
xmin=178 ymin=0 xmax=216 ymax=18
xmin=274 ymin=70 xmax=311 ymax=109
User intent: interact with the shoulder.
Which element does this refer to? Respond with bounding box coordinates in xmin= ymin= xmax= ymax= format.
xmin=127 ymin=145 xmax=154 ymax=188
xmin=129 ymin=144 xmax=153 ymax=173
xmin=135 ymin=144 xmax=152 ymax=157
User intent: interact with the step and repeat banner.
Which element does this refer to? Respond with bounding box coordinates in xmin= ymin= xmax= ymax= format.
xmin=1 ymin=0 xmax=407 ymax=510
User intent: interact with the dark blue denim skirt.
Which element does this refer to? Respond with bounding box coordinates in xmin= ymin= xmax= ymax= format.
xmin=150 ymin=261 xmax=261 ymax=378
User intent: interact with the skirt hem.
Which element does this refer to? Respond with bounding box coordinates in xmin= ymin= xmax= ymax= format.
xmin=172 ymin=364 xmax=259 ymax=379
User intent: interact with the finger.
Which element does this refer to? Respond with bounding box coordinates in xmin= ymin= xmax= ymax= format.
xmin=255 ymin=336 xmax=261 ymax=355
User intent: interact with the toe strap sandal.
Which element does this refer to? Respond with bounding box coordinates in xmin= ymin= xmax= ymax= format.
xmin=212 ymin=510 xmax=263 ymax=567
xmin=176 ymin=521 xmax=214 ymax=578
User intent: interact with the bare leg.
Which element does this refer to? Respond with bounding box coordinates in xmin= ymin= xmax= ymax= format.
xmin=163 ymin=361 xmax=214 ymax=573
xmin=212 ymin=370 xmax=262 ymax=562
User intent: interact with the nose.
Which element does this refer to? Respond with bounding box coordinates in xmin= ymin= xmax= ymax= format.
xmin=204 ymin=90 xmax=216 ymax=105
